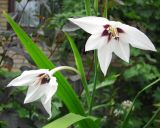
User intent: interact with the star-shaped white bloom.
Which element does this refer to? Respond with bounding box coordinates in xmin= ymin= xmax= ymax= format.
xmin=69 ymin=16 xmax=156 ymax=75
xmin=7 ymin=69 xmax=58 ymax=119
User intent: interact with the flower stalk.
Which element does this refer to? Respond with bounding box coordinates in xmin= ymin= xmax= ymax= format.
xmin=84 ymin=0 xmax=91 ymax=15
xmin=89 ymin=50 xmax=98 ymax=114
xmin=94 ymin=0 xmax=98 ymax=15
xmin=103 ymin=0 xmax=108 ymax=18
xmin=50 ymin=66 xmax=80 ymax=75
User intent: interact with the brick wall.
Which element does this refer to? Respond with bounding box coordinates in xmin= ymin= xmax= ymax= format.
xmin=5 ymin=45 xmax=50 ymax=71
xmin=0 ymin=0 xmax=8 ymax=30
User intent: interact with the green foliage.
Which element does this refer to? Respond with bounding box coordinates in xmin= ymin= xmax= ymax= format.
xmin=65 ymin=33 xmax=90 ymax=107
xmin=43 ymin=113 xmax=97 ymax=128
xmin=123 ymin=62 xmax=160 ymax=81
xmin=0 ymin=69 xmax=19 ymax=78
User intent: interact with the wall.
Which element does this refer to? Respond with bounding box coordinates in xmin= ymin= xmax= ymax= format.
xmin=0 ymin=0 xmax=8 ymax=31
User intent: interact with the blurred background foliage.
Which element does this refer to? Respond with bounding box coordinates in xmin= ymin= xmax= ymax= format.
xmin=0 ymin=0 xmax=160 ymax=128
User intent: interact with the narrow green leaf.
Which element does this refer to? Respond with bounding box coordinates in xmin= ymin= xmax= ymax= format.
xmin=89 ymin=50 xmax=98 ymax=114
xmin=43 ymin=113 xmax=97 ymax=128
xmin=4 ymin=12 xmax=98 ymax=128
xmin=92 ymin=103 xmax=109 ymax=111
xmin=143 ymin=107 xmax=160 ymax=128
xmin=65 ymin=33 xmax=90 ymax=107
xmin=84 ymin=0 xmax=91 ymax=15
xmin=94 ymin=0 xmax=98 ymax=15
xmin=103 ymin=0 xmax=108 ymax=18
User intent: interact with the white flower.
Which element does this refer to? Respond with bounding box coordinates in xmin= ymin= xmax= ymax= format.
xmin=69 ymin=16 xmax=156 ymax=75
xmin=7 ymin=69 xmax=58 ymax=119
xmin=7 ymin=66 xmax=79 ymax=119
xmin=121 ymin=100 xmax=133 ymax=110
xmin=113 ymin=109 xmax=124 ymax=117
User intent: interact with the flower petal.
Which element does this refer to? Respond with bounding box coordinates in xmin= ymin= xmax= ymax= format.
xmin=7 ymin=69 xmax=49 ymax=87
xmin=85 ymin=34 xmax=106 ymax=51
xmin=7 ymin=76 xmax=35 ymax=87
xmin=24 ymin=77 xmax=57 ymax=104
xmin=69 ymin=16 xmax=108 ymax=34
xmin=112 ymin=39 xmax=130 ymax=62
xmin=20 ymin=69 xmax=49 ymax=78
xmin=24 ymin=84 xmax=46 ymax=104
xmin=120 ymin=24 xmax=156 ymax=51
xmin=41 ymin=97 xmax=52 ymax=119
xmin=43 ymin=77 xmax=58 ymax=104
xmin=98 ymin=44 xmax=112 ymax=76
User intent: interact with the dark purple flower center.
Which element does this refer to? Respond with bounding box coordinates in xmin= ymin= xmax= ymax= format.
xmin=102 ymin=24 xmax=124 ymax=42
xmin=38 ymin=73 xmax=50 ymax=85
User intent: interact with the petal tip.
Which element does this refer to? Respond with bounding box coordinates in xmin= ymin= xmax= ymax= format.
xmin=102 ymin=69 xmax=107 ymax=76
xmin=24 ymin=98 xmax=30 ymax=104
xmin=103 ymin=72 xmax=107 ymax=76
xmin=68 ymin=18 xmax=74 ymax=22
xmin=7 ymin=84 xmax=12 ymax=87
xmin=47 ymin=115 xmax=52 ymax=120
xmin=24 ymin=101 xmax=27 ymax=104
xmin=147 ymin=44 xmax=157 ymax=52
xmin=126 ymin=59 xmax=130 ymax=63
xmin=24 ymin=100 xmax=27 ymax=104
xmin=152 ymin=47 xmax=157 ymax=52
xmin=146 ymin=46 xmax=157 ymax=52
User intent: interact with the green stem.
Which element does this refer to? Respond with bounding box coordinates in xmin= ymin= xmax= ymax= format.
xmin=50 ymin=66 xmax=80 ymax=75
xmin=94 ymin=0 xmax=98 ymax=15
xmin=103 ymin=0 xmax=108 ymax=18
xmin=121 ymin=78 xmax=160 ymax=128
xmin=84 ymin=0 xmax=91 ymax=15
xmin=143 ymin=107 xmax=160 ymax=128
xmin=89 ymin=50 xmax=98 ymax=114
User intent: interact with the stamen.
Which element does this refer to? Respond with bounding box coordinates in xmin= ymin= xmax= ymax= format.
xmin=102 ymin=25 xmax=124 ymax=42
xmin=108 ymin=26 xmax=119 ymax=39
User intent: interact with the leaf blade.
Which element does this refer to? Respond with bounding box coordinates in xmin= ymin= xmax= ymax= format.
xmin=43 ymin=113 xmax=97 ymax=128
xmin=65 ymin=33 xmax=90 ymax=106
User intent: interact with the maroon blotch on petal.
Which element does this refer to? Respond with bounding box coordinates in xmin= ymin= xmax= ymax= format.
xmin=117 ymin=27 xmax=124 ymax=33
xmin=102 ymin=29 xmax=109 ymax=36
xmin=38 ymin=73 xmax=50 ymax=85
xmin=41 ymin=77 xmax=50 ymax=85
xmin=104 ymin=24 xmax=110 ymax=29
